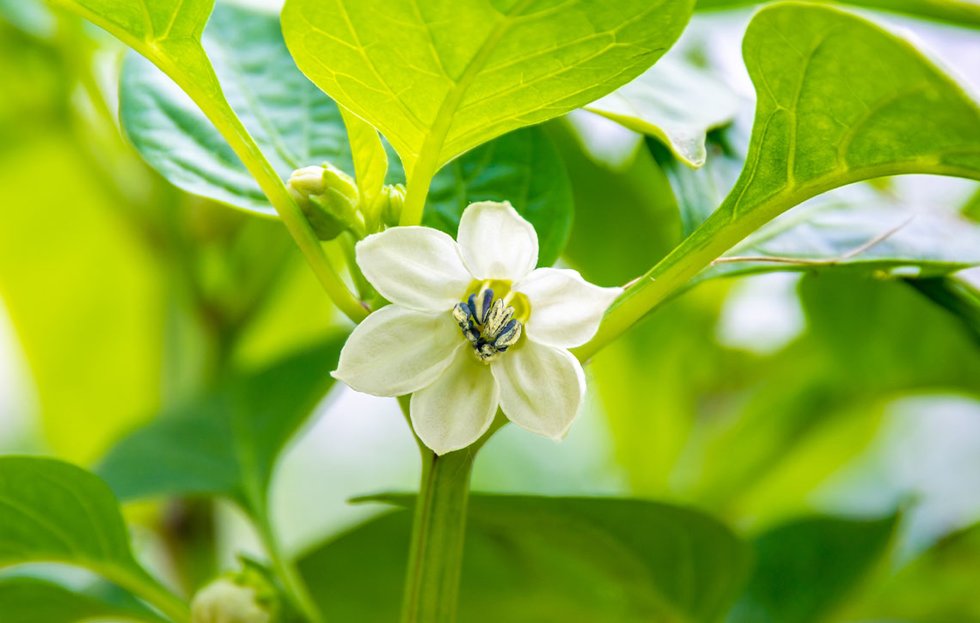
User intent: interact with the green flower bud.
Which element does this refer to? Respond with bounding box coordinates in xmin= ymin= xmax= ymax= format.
xmin=288 ymin=164 xmax=364 ymax=240
xmin=191 ymin=566 xmax=280 ymax=623
xmin=379 ymin=183 xmax=406 ymax=227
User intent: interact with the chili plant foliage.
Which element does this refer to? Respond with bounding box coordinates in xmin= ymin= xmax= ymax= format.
xmin=0 ymin=0 xmax=978 ymax=622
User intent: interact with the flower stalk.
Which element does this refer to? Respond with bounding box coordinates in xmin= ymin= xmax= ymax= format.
xmin=400 ymin=445 xmax=477 ymax=623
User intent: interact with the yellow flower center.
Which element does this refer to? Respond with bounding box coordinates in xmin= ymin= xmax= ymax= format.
xmin=452 ymin=284 xmax=528 ymax=363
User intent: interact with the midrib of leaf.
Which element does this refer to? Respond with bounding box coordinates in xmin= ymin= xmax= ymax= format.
xmin=399 ymin=0 xmax=536 ymax=226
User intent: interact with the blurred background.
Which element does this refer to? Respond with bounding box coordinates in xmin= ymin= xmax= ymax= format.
xmin=1 ymin=0 xmax=978 ymax=620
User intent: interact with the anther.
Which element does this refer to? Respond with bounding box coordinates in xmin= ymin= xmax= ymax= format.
xmin=453 ymin=288 xmax=522 ymax=363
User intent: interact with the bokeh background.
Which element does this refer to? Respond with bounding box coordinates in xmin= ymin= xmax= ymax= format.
xmin=1 ymin=0 xmax=978 ymax=620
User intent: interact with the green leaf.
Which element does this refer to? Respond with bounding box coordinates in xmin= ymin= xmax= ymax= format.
xmin=0 ymin=457 xmax=186 ymax=621
xmin=120 ymin=2 xmax=354 ymax=216
xmin=695 ymin=0 xmax=980 ymax=29
xmin=843 ymin=521 xmax=980 ymax=622
xmin=586 ymin=54 xmax=740 ymax=167
xmin=424 ymin=126 xmax=573 ymax=266
xmin=0 ymin=576 xmax=164 ymax=623
xmin=300 ymin=495 xmax=751 ymax=623
xmin=727 ymin=514 xmax=897 ymax=623
xmin=282 ymin=0 xmax=695 ymax=224
xmin=583 ymin=2 xmax=980 ymax=358
xmin=694 ymin=198 xmax=980 ymax=285
xmin=98 ymin=338 xmax=344 ymax=511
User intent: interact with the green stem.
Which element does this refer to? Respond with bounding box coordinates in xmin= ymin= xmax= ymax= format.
xmin=252 ymin=506 xmax=323 ymax=623
xmin=400 ymin=447 xmax=477 ymax=623
xmin=99 ymin=564 xmax=190 ymax=623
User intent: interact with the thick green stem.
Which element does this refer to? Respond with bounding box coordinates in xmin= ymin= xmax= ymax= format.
xmin=400 ymin=447 xmax=477 ymax=623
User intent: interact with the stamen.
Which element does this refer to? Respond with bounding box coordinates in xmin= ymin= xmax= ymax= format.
xmin=453 ymin=287 xmax=523 ymax=363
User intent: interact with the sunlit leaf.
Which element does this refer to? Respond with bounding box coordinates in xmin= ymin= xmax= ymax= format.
xmin=726 ymin=514 xmax=897 ymax=623
xmin=587 ymin=54 xmax=740 ymax=167
xmin=98 ymin=338 xmax=344 ymax=512
xmin=695 ymin=0 xmax=980 ymax=29
xmin=300 ymin=495 xmax=750 ymax=623
xmin=0 ymin=457 xmax=183 ymax=619
xmin=282 ymin=0 xmax=695 ymax=217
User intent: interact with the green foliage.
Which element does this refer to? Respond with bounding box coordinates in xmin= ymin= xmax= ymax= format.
xmin=98 ymin=338 xmax=344 ymax=512
xmin=120 ymin=2 xmax=353 ymax=216
xmin=727 ymin=514 xmax=897 ymax=623
xmin=300 ymin=495 xmax=750 ymax=623
xmin=587 ymin=55 xmax=740 ymax=167
xmin=0 ymin=457 xmax=186 ymax=620
xmin=0 ymin=576 xmax=164 ymax=623
xmin=695 ymin=0 xmax=980 ymax=28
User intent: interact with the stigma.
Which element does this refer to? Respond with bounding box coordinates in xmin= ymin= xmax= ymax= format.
xmin=452 ymin=288 xmax=522 ymax=363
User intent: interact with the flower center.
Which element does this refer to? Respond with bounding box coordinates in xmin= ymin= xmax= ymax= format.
xmin=452 ymin=287 xmax=523 ymax=363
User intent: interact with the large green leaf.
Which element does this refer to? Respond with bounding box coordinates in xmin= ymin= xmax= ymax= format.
xmin=726 ymin=514 xmax=897 ymax=623
xmin=0 ymin=576 xmax=164 ymax=623
xmin=98 ymin=338 xmax=344 ymax=512
xmin=300 ymin=495 xmax=750 ymax=623
xmin=586 ymin=54 xmax=740 ymax=167
xmin=694 ymin=198 xmax=980 ymax=285
xmin=584 ymin=3 xmax=980 ymax=357
xmin=0 ymin=457 xmax=185 ymax=620
xmin=424 ymin=126 xmax=573 ymax=266
xmin=695 ymin=0 xmax=980 ymax=28
xmin=120 ymin=2 xmax=353 ymax=216
xmin=282 ymin=0 xmax=695 ymax=222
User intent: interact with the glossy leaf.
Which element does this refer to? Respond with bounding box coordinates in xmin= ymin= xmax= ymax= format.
xmin=281 ymin=0 xmax=695 ymax=206
xmin=695 ymin=199 xmax=980 ymax=285
xmin=0 ymin=457 xmax=184 ymax=620
xmin=120 ymin=2 xmax=353 ymax=216
xmin=695 ymin=0 xmax=980 ymax=29
xmin=727 ymin=514 xmax=897 ymax=623
xmin=587 ymin=54 xmax=740 ymax=167
xmin=0 ymin=576 xmax=164 ymax=623
xmin=424 ymin=126 xmax=573 ymax=266
xmin=98 ymin=338 xmax=344 ymax=511
xmin=300 ymin=495 xmax=751 ymax=623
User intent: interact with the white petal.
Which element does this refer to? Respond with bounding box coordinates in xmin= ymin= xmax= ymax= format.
xmin=457 ymin=201 xmax=538 ymax=281
xmin=493 ymin=340 xmax=585 ymax=439
xmin=333 ymin=306 xmax=461 ymax=396
xmin=356 ymin=227 xmax=473 ymax=312
xmin=515 ymin=268 xmax=622 ymax=348
xmin=411 ymin=348 xmax=499 ymax=455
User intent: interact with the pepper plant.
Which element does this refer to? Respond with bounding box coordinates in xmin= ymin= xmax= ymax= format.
xmin=0 ymin=0 xmax=978 ymax=622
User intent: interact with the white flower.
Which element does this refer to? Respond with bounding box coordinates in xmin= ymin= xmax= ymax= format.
xmin=333 ymin=201 xmax=622 ymax=455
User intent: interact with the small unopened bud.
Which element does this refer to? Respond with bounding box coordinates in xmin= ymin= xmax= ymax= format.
xmin=288 ymin=164 xmax=364 ymax=240
xmin=191 ymin=566 xmax=280 ymax=623
xmin=379 ymin=183 xmax=406 ymax=227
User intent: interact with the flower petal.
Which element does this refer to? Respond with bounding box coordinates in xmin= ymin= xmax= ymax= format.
xmin=492 ymin=340 xmax=585 ymax=439
xmin=457 ymin=201 xmax=538 ymax=281
xmin=514 ymin=268 xmax=622 ymax=348
xmin=411 ymin=348 xmax=499 ymax=455
xmin=356 ymin=227 xmax=473 ymax=312
xmin=333 ymin=306 xmax=461 ymax=396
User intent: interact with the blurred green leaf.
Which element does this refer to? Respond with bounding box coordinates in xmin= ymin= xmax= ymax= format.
xmin=120 ymin=2 xmax=353 ymax=216
xmin=0 ymin=134 xmax=164 ymax=463
xmin=726 ymin=514 xmax=897 ymax=623
xmin=282 ymin=0 xmax=696 ymax=189
xmin=0 ymin=576 xmax=165 ymax=623
xmin=0 ymin=457 xmax=185 ymax=620
xmin=695 ymin=0 xmax=980 ymax=28
xmin=908 ymin=276 xmax=980 ymax=342
xmin=695 ymin=199 xmax=980 ymax=285
xmin=587 ymin=55 xmax=740 ymax=167
xmin=98 ymin=338 xmax=344 ymax=512
xmin=301 ymin=495 xmax=750 ymax=623
xmin=844 ymin=521 xmax=980 ymax=622
xmin=424 ymin=126 xmax=573 ymax=267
